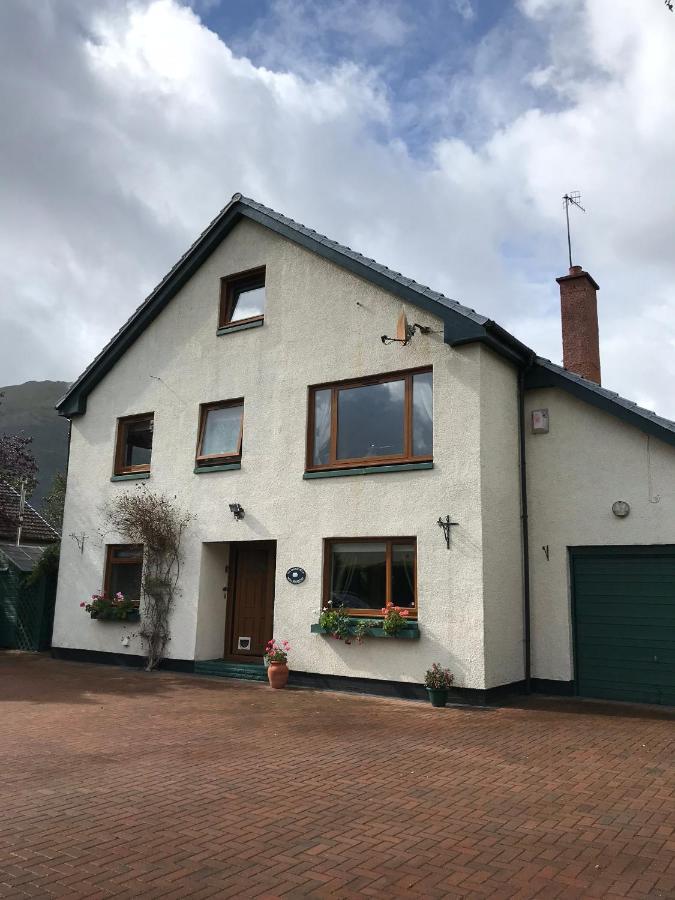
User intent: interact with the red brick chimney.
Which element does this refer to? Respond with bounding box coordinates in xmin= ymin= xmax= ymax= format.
xmin=556 ymin=265 xmax=601 ymax=384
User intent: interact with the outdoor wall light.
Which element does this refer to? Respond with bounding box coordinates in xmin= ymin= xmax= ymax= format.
xmin=229 ymin=502 xmax=245 ymax=521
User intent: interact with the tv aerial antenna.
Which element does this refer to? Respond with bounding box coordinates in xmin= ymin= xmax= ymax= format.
xmin=562 ymin=191 xmax=585 ymax=269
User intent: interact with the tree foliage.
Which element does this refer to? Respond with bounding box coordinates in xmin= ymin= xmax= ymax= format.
xmin=42 ymin=471 xmax=66 ymax=529
xmin=102 ymin=487 xmax=192 ymax=670
xmin=0 ymin=393 xmax=38 ymax=496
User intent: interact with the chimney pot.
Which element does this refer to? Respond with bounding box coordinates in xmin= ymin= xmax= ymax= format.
xmin=556 ymin=264 xmax=601 ymax=384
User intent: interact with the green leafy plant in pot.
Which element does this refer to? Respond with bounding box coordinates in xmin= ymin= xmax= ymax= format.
xmin=424 ymin=663 xmax=454 ymax=707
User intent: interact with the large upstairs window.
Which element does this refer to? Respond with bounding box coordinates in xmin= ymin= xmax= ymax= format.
xmin=307 ymin=368 xmax=432 ymax=472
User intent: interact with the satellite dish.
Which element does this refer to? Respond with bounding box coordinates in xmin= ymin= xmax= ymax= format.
xmin=381 ymin=305 xmax=432 ymax=346
xmin=396 ymin=309 xmax=410 ymax=344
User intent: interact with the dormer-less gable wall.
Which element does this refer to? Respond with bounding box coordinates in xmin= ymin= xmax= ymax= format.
xmin=54 ymin=219 xmax=524 ymax=689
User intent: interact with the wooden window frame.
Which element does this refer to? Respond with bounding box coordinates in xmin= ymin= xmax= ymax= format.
xmin=104 ymin=544 xmax=143 ymax=602
xmin=113 ymin=413 xmax=154 ymax=476
xmin=195 ymin=399 xmax=244 ymax=466
xmin=218 ymin=266 xmax=266 ymax=329
xmin=322 ymin=536 xmax=417 ymax=618
xmin=306 ymin=366 xmax=432 ymax=472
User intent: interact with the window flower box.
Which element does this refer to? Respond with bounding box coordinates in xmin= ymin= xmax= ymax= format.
xmin=91 ymin=609 xmax=140 ymax=622
xmin=310 ymin=622 xmax=420 ymax=640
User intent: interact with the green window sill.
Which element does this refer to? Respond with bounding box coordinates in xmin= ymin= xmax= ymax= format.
xmin=304 ymin=462 xmax=433 ymax=480
xmin=110 ymin=472 xmax=150 ymax=482
xmin=194 ymin=462 xmax=242 ymax=474
xmin=217 ymin=318 xmax=264 ymax=336
xmin=310 ymin=622 xmax=420 ymax=640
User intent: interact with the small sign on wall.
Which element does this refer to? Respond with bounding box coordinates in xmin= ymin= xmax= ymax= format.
xmin=531 ymin=409 xmax=549 ymax=434
xmin=286 ymin=567 xmax=306 ymax=585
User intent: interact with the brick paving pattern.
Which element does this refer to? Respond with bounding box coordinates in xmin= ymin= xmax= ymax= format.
xmin=1 ymin=653 xmax=674 ymax=899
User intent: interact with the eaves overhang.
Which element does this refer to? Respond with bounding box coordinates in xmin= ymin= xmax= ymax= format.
xmin=525 ymin=358 xmax=675 ymax=449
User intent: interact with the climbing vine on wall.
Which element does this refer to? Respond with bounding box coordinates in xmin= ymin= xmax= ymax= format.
xmin=102 ymin=487 xmax=193 ymax=670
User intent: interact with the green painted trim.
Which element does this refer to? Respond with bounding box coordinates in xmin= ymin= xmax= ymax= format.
xmin=311 ymin=622 xmax=420 ymax=640
xmin=91 ymin=610 xmax=140 ymax=622
xmin=193 ymin=462 xmax=241 ymax=474
xmin=216 ymin=318 xmax=264 ymax=336
xmin=304 ymin=462 xmax=433 ymax=480
xmin=110 ymin=472 xmax=150 ymax=482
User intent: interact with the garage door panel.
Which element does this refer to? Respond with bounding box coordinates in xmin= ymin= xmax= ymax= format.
xmin=572 ymin=549 xmax=675 ymax=706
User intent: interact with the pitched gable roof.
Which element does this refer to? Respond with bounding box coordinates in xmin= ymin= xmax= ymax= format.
xmin=55 ymin=194 xmax=675 ymax=451
xmin=0 ymin=481 xmax=60 ymax=545
xmin=56 ymin=193 xmax=532 ymax=417
xmin=526 ymin=358 xmax=675 ymax=448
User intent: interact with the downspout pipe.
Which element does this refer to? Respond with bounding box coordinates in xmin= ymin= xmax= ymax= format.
xmin=518 ymin=360 xmax=534 ymax=694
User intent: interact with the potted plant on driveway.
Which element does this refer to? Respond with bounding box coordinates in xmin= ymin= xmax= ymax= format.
xmin=425 ymin=663 xmax=454 ymax=707
xmin=264 ymin=639 xmax=290 ymax=689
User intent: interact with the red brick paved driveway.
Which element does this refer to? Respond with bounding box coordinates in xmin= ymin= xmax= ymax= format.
xmin=1 ymin=654 xmax=674 ymax=899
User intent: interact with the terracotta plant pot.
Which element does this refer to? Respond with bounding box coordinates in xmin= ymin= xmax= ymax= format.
xmin=267 ymin=661 xmax=289 ymax=689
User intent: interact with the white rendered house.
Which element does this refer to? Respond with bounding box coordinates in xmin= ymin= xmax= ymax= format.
xmin=52 ymin=195 xmax=675 ymax=705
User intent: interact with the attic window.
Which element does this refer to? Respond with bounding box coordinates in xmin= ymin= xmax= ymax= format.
xmin=219 ymin=267 xmax=266 ymax=329
xmin=114 ymin=414 xmax=154 ymax=475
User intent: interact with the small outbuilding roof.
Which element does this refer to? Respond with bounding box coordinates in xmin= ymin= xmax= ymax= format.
xmin=0 ymin=481 xmax=60 ymax=546
xmin=0 ymin=542 xmax=47 ymax=572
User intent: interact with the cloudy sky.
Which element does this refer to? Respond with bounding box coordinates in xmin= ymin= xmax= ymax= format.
xmin=2 ymin=0 xmax=674 ymax=416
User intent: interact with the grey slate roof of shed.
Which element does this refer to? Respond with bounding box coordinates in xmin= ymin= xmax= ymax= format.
xmin=0 ymin=543 xmax=46 ymax=572
xmin=55 ymin=193 xmax=675 ymax=449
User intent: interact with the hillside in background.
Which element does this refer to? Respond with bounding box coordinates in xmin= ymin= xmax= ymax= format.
xmin=0 ymin=381 xmax=70 ymax=508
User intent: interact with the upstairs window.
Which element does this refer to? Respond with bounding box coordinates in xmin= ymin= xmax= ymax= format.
xmin=219 ymin=266 xmax=266 ymax=328
xmin=307 ymin=368 xmax=432 ymax=471
xmin=104 ymin=545 xmax=143 ymax=602
xmin=114 ymin=414 xmax=153 ymax=475
xmin=196 ymin=400 xmax=244 ymax=466
xmin=324 ymin=538 xmax=417 ymax=617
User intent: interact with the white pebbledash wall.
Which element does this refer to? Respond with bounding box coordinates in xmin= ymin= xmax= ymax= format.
xmin=52 ymin=219 xmax=525 ymax=689
xmin=526 ymin=388 xmax=675 ymax=683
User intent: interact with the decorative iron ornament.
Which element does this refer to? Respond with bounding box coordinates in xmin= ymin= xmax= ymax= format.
xmin=437 ymin=515 xmax=459 ymax=549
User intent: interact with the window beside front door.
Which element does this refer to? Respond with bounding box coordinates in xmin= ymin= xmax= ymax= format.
xmin=114 ymin=414 xmax=154 ymax=475
xmin=307 ymin=368 xmax=432 ymax=471
xmin=323 ymin=538 xmax=417 ymax=617
xmin=219 ymin=266 xmax=266 ymax=329
xmin=104 ymin=545 xmax=143 ymax=602
xmin=196 ymin=400 xmax=244 ymax=466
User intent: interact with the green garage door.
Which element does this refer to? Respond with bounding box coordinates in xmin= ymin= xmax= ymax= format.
xmin=572 ymin=547 xmax=675 ymax=706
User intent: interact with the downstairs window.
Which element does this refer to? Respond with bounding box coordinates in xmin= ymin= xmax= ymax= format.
xmin=324 ymin=538 xmax=417 ymax=617
xmin=104 ymin=545 xmax=143 ymax=602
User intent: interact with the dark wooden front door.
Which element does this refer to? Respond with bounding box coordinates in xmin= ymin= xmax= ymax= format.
xmin=226 ymin=541 xmax=276 ymax=661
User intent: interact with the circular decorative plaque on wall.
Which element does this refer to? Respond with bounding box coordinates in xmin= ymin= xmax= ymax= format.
xmin=286 ymin=567 xmax=306 ymax=585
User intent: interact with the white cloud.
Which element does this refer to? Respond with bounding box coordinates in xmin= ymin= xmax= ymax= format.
xmin=1 ymin=0 xmax=675 ymax=420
